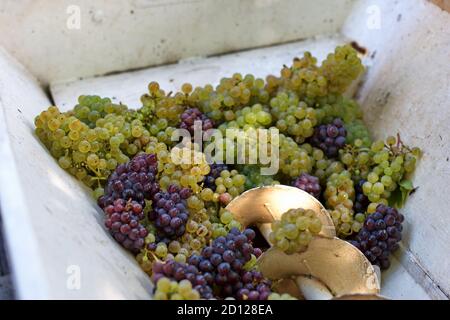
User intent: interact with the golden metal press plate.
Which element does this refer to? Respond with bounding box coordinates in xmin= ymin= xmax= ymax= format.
xmin=225 ymin=185 xmax=336 ymax=240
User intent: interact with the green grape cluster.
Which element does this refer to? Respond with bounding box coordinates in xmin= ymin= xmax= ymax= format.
xmin=361 ymin=136 xmax=420 ymax=205
xmin=346 ymin=120 xmax=372 ymax=147
xmin=141 ymin=81 xmax=187 ymax=126
xmin=323 ymin=170 xmax=361 ymax=237
xmin=188 ymin=73 xmax=270 ymax=123
xmin=268 ymin=293 xmax=298 ymax=300
xmin=211 ymin=209 xmax=243 ymax=238
xmin=276 ymin=51 xmax=325 ymax=99
xmin=35 ymin=105 xmax=146 ymax=194
xmin=34 ymin=97 xmax=156 ymax=194
xmin=199 ymin=168 xmax=247 ymax=206
xmin=217 ymin=103 xmax=273 ymax=131
xmin=318 ymin=45 xmax=365 ymax=95
xmin=174 ymin=198 xmax=215 ymax=259
xmin=339 ymin=136 xmax=420 ymax=207
xmin=312 ymin=149 xmax=345 ymax=182
xmin=278 ymin=135 xmax=315 ymax=178
xmin=73 ymin=95 xmax=130 ymax=127
xmin=316 ymin=95 xmax=363 ymax=125
xmin=339 ymin=143 xmax=372 ymax=182
xmin=141 ymin=234 xmax=204 ymax=265
xmin=269 ymin=91 xmax=319 ymax=143
xmin=157 ymin=144 xmax=211 ymax=193
xmin=147 ymin=118 xmax=177 ymax=147
xmin=182 ymin=218 xmax=213 ymax=254
xmin=238 ymin=165 xmax=280 ymax=190
xmin=269 ymin=208 xmax=322 ymax=254
xmin=273 ymin=45 xmax=364 ymax=100
xmin=154 ymin=277 xmax=201 ymax=300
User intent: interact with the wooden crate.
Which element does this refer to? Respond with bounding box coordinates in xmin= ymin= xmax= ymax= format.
xmin=0 ymin=0 xmax=449 ymax=299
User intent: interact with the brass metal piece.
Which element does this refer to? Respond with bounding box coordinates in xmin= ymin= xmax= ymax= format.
xmin=272 ymin=278 xmax=304 ymax=300
xmin=225 ymin=185 xmax=336 ymax=241
xmin=258 ymin=237 xmax=381 ymax=298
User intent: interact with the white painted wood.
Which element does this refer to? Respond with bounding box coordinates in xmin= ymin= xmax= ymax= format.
xmin=1 ymin=0 xmax=449 ymax=300
xmin=51 ymin=35 xmax=347 ymax=109
xmin=0 ymin=0 xmax=355 ymax=85
xmin=342 ymin=0 xmax=450 ymax=299
xmin=0 ymin=48 xmax=153 ymax=299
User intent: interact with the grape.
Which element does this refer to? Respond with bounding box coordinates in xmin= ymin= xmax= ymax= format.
xmin=152 ymin=260 xmax=213 ymax=299
xmin=270 ymin=45 xmax=363 ymax=100
xmin=103 ymin=199 xmax=147 ymax=253
xmin=268 ymin=293 xmax=297 ymax=300
xmin=73 ymin=95 xmax=130 ymax=127
xmin=203 ymin=163 xmax=229 ymax=191
xmin=189 ymin=74 xmax=270 ymax=123
xmin=151 ymin=227 xmax=270 ymax=300
xmin=216 ymin=104 xmax=273 ymax=130
xmin=149 ymin=185 xmax=191 ymax=240
xmin=352 ymin=136 xmax=421 ymax=206
xmin=309 ymin=118 xmax=347 ymax=158
xmin=140 ymin=82 xmax=186 ymax=126
xmin=201 ymin=168 xmax=247 ymax=206
xmin=35 ymin=99 xmax=157 ymax=192
xmin=210 ymin=209 xmax=242 ymax=239
xmin=323 ymin=170 xmax=360 ymax=237
xmin=346 ymin=120 xmax=372 ymax=147
xmin=98 ymin=153 xmax=159 ymax=208
xmin=349 ymin=204 xmax=404 ymax=270
xmin=318 ymin=45 xmax=365 ymax=94
xmin=269 ymin=208 xmax=322 ymax=254
xmin=158 ymin=143 xmax=211 ymax=193
xmin=278 ymin=135 xmax=315 ymax=178
xmin=292 ymin=173 xmax=321 ymax=199
xmin=269 ymin=92 xmax=318 ymax=143
xmin=238 ymin=165 xmax=280 ymax=190
xmin=180 ymin=108 xmax=215 ymax=136
xmin=354 ymin=179 xmax=369 ymax=214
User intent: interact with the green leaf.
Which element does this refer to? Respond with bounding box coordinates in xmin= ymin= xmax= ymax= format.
xmin=389 ymin=180 xmax=416 ymax=208
xmin=388 ymin=187 xmax=403 ymax=208
xmin=399 ymin=180 xmax=414 ymax=191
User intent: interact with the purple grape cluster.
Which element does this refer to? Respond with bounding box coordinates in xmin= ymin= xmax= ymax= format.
xmin=292 ymin=173 xmax=321 ymax=199
xmin=203 ymin=163 xmax=229 ymax=191
xmin=104 ymin=199 xmax=148 ymax=252
xmin=152 ymin=260 xmax=214 ymax=299
xmin=180 ymin=108 xmax=215 ymax=136
xmin=188 ymin=228 xmax=271 ymax=300
xmin=354 ymin=179 xmax=369 ymax=214
xmin=98 ymin=154 xmax=159 ymax=252
xmin=310 ymin=118 xmax=347 ymax=158
xmin=151 ymin=228 xmax=270 ymax=299
xmin=148 ymin=185 xmax=191 ymax=240
xmin=98 ymin=153 xmax=159 ymax=208
xmin=349 ymin=204 xmax=404 ymax=270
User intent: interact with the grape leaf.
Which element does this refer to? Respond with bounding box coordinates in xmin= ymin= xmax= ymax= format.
xmin=399 ymin=180 xmax=414 ymax=191
xmin=389 ymin=179 xmax=415 ymax=208
xmin=388 ymin=187 xmax=403 ymax=208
